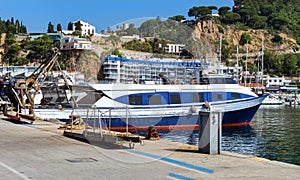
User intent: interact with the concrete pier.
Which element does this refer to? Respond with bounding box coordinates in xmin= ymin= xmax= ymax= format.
xmin=0 ymin=115 xmax=300 ymax=179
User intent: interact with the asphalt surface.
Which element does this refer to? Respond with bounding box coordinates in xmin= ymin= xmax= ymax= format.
xmin=0 ymin=115 xmax=300 ymax=180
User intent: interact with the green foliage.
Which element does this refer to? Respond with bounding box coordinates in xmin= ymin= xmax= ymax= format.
xmin=57 ymin=24 xmax=62 ymax=32
xmin=233 ymin=0 xmax=300 ymax=39
xmin=67 ymin=22 xmax=73 ymax=30
xmin=168 ymin=15 xmax=186 ymax=22
xmin=122 ymin=39 xmax=153 ymax=53
xmin=26 ymin=35 xmax=56 ymax=61
xmin=218 ymin=6 xmax=231 ymax=17
xmin=188 ymin=6 xmax=212 ymax=21
xmin=271 ymin=34 xmax=283 ymax=43
xmin=111 ymin=48 xmax=123 ymax=57
xmin=0 ymin=17 xmax=27 ymax=34
xmin=72 ymin=30 xmax=81 ymax=37
xmin=47 ymin=22 xmax=54 ymax=33
xmin=240 ymin=33 xmax=252 ymax=45
xmin=75 ymin=20 xmax=81 ymax=31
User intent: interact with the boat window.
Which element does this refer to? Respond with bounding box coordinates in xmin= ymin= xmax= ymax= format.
xmin=192 ymin=93 xmax=204 ymax=102
xmin=208 ymin=77 xmax=236 ymax=84
xmin=129 ymin=95 xmax=143 ymax=105
xmin=231 ymin=93 xmax=241 ymax=99
xmin=212 ymin=93 xmax=223 ymax=101
xmin=170 ymin=94 xmax=181 ymax=104
xmin=148 ymin=95 xmax=162 ymax=105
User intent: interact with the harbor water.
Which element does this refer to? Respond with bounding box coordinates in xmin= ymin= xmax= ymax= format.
xmin=161 ymin=105 xmax=300 ymax=166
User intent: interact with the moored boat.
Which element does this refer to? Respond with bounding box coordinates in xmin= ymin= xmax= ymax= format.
xmin=31 ymin=74 xmax=268 ymax=131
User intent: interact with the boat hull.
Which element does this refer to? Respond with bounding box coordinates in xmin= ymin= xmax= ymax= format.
xmin=28 ymin=94 xmax=267 ymax=131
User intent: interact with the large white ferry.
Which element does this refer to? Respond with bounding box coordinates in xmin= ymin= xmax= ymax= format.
xmin=29 ymin=56 xmax=267 ymax=131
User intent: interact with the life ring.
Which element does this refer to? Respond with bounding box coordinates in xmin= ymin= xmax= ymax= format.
xmin=191 ymin=79 xmax=198 ymax=85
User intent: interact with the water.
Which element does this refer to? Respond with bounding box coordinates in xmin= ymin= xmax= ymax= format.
xmin=161 ymin=105 xmax=300 ymax=166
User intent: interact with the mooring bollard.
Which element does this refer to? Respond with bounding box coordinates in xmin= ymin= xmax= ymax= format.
xmin=198 ymin=111 xmax=222 ymax=154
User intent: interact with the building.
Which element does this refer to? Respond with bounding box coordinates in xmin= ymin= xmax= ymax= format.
xmin=29 ymin=32 xmax=63 ymax=43
xmin=72 ymin=20 xmax=96 ymax=36
xmin=99 ymin=55 xmax=208 ymax=84
xmin=164 ymin=44 xmax=185 ymax=54
xmin=61 ymin=36 xmax=93 ymax=50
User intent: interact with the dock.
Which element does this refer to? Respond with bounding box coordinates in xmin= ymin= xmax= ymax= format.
xmin=0 ymin=114 xmax=299 ymax=179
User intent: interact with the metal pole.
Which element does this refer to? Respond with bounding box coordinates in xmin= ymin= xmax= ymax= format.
xmin=219 ymin=34 xmax=222 ymax=74
xmin=93 ymin=107 xmax=96 ymax=133
xmin=261 ymin=34 xmax=264 ymax=91
xmin=236 ymin=45 xmax=239 ymax=83
xmin=98 ymin=110 xmax=102 ymax=137
xmin=126 ymin=106 xmax=128 ymax=136
xmin=109 ymin=108 xmax=111 ymax=131
xmin=245 ymin=41 xmax=248 ymax=86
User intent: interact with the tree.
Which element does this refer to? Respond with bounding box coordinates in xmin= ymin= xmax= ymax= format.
xmin=15 ymin=20 xmax=20 ymax=33
xmin=47 ymin=21 xmax=54 ymax=33
xmin=188 ymin=6 xmax=200 ymax=20
xmin=271 ymin=34 xmax=282 ymax=43
xmin=240 ymin=33 xmax=252 ymax=45
xmin=223 ymin=12 xmax=241 ymax=24
xmin=269 ymin=13 xmax=289 ymax=30
xmin=57 ymin=24 xmax=62 ymax=32
xmin=26 ymin=35 xmax=55 ymax=61
xmin=248 ymin=15 xmax=267 ymax=29
xmin=218 ymin=6 xmax=231 ymax=17
xmin=67 ymin=22 xmax=73 ymax=30
xmin=168 ymin=15 xmax=186 ymax=22
xmin=75 ymin=20 xmax=81 ymax=31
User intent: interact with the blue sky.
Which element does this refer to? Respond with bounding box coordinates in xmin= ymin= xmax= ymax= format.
xmin=1 ymin=0 xmax=234 ymax=33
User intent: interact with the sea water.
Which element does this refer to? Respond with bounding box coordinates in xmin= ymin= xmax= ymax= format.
xmin=161 ymin=105 xmax=300 ymax=166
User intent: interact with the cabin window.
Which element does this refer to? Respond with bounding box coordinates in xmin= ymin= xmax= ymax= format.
xmin=129 ymin=95 xmax=143 ymax=105
xmin=231 ymin=93 xmax=241 ymax=99
xmin=212 ymin=93 xmax=223 ymax=101
xmin=192 ymin=93 xmax=204 ymax=102
xmin=56 ymin=97 xmax=66 ymax=102
xmin=148 ymin=95 xmax=162 ymax=105
xmin=170 ymin=94 xmax=181 ymax=104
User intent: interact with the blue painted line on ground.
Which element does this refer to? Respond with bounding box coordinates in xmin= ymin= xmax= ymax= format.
xmin=21 ymin=124 xmax=40 ymax=129
xmin=126 ymin=149 xmax=214 ymax=174
xmin=169 ymin=172 xmax=196 ymax=180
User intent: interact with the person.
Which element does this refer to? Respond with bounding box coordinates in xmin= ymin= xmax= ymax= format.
xmin=201 ymin=101 xmax=210 ymax=111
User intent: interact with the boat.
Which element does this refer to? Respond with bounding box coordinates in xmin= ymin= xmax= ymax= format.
xmin=261 ymin=95 xmax=285 ymax=105
xmin=10 ymin=54 xmax=267 ymax=131
xmin=31 ymin=73 xmax=268 ymax=131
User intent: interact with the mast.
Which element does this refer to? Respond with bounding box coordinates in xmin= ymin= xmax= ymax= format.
xmin=261 ymin=34 xmax=264 ymax=91
xmin=245 ymin=40 xmax=248 ymax=85
xmin=236 ymin=45 xmax=239 ymax=83
xmin=218 ymin=33 xmax=222 ymax=74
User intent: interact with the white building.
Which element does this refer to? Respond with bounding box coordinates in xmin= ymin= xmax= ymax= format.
xmin=61 ymin=36 xmax=93 ymax=50
xmin=164 ymin=44 xmax=185 ymax=54
xmin=72 ymin=20 xmax=96 ymax=36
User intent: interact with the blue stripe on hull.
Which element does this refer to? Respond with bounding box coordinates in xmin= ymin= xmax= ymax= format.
xmin=222 ymin=104 xmax=261 ymax=124
xmin=84 ymin=105 xmax=261 ymax=131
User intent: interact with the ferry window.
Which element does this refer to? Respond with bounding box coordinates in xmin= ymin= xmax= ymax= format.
xmin=212 ymin=93 xmax=223 ymax=101
xmin=225 ymin=78 xmax=236 ymax=84
xmin=148 ymin=95 xmax=162 ymax=105
xmin=170 ymin=94 xmax=181 ymax=104
xmin=129 ymin=95 xmax=143 ymax=105
xmin=192 ymin=93 xmax=204 ymax=102
xmin=231 ymin=93 xmax=241 ymax=99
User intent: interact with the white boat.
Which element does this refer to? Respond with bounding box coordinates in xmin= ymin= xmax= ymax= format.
xmin=261 ymin=95 xmax=285 ymax=105
xmin=13 ymin=55 xmax=267 ymax=131
xmin=31 ymin=74 xmax=268 ymax=131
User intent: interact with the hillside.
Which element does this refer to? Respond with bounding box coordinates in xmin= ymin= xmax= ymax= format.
xmin=193 ymin=20 xmax=300 ymax=62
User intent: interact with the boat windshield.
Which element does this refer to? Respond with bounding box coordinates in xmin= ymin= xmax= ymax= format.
xmin=200 ymin=77 xmax=237 ymax=84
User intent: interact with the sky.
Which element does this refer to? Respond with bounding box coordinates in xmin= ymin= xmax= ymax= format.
xmin=0 ymin=0 xmax=234 ymax=33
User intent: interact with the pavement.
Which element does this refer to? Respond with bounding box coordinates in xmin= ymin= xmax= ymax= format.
xmin=0 ymin=115 xmax=300 ymax=180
